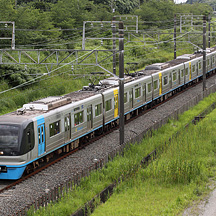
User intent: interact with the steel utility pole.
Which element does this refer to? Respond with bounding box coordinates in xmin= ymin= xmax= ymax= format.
xmin=208 ymin=13 xmax=211 ymax=48
xmin=174 ymin=14 xmax=177 ymax=59
xmin=119 ymin=21 xmax=124 ymax=145
xmin=0 ymin=21 xmax=15 ymax=49
xmin=112 ymin=17 xmax=116 ymax=75
xmin=203 ymin=15 xmax=206 ymax=91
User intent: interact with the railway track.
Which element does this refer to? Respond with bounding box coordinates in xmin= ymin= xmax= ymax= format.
xmin=1 ymin=73 xmax=216 ymax=215
xmin=0 ymin=73 xmax=214 ymax=196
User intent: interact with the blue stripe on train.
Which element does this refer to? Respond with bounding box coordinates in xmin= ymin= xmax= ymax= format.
xmin=35 ymin=115 xmax=45 ymax=125
xmin=0 ymin=166 xmax=26 ymax=180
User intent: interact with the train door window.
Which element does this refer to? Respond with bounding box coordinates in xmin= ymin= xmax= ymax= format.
xmin=198 ymin=62 xmax=201 ymax=70
xmin=41 ymin=126 xmax=44 ymax=143
xmin=185 ymin=68 xmax=188 ymax=76
xmin=64 ymin=116 xmax=70 ymax=131
xmin=105 ymin=99 xmax=112 ymax=112
xmin=95 ymin=103 xmax=102 ymax=116
xmin=213 ymin=56 xmax=215 ymax=64
xmin=181 ymin=69 xmax=184 ymax=77
xmin=172 ymin=72 xmax=177 ymax=82
xmin=142 ymin=85 xmax=145 ymax=97
xmin=38 ymin=127 xmax=41 ymax=141
xmin=192 ymin=65 xmax=195 ymax=73
xmin=124 ymin=92 xmax=128 ymax=103
xmin=163 ymin=76 xmax=168 ymax=86
xmin=147 ymin=83 xmax=152 ymax=93
xmin=207 ymin=59 xmax=210 ymax=66
xmin=87 ymin=107 xmax=92 ymax=122
xmin=154 ymin=80 xmax=158 ymax=90
xmin=135 ymin=87 xmax=141 ymax=98
xmin=74 ymin=111 xmax=83 ymax=126
xmin=49 ymin=120 xmax=60 ymax=137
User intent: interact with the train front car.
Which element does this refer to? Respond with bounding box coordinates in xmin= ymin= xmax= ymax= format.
xmin=0 ymin=114 xmax=34 ymax=180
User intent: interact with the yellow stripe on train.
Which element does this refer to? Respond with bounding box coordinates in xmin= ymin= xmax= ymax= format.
xmin=159 ymin=72 xmax=162 ymax=95
xmin=189 ymin=62 xmax=191 ymax=80
xmin=113 ymin=89 xmax=118 ymax=118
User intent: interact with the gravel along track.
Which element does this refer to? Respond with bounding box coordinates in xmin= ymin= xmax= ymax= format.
xmin=1 ymin=77 xmax=216 ymax=215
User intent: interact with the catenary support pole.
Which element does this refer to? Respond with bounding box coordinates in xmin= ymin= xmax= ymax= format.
xmin=82 ymin=22 xmax=86 ymax=50
xmin=12 ymin=22 xmax=15 ymax=50
xmin=119 ymin=21 xmax=124 ymax=145
xmin=174 ymin=14 xmax=177 ymax=59
xmin=112 ymin=17 xmax=116 ymax=75
xmin=208 ymin=13 xmax=211 ymax=48
xmin=203 ymin=15 xmax=206 ymax=91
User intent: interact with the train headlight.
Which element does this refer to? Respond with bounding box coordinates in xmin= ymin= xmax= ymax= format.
xmin=0 ymin=166 xmax=7 ymax=173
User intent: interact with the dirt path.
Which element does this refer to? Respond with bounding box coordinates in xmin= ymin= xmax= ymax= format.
xmin=182 ymin=181 xmax=216 ymax=216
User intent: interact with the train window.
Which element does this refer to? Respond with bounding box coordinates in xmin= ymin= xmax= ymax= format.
xmin=192 ymin=65 xmax=195 ymax=73
xmin=154 ymin=80 xmax=158 ymax=90
xmin=163 ymin=76 xmax=168 ymax=85
xmin=74 ymin=111 xmax=83 ymax=126
xmin=185 ymin=68 xmax=188 ymax=76
xmin=207 ymin=59 xmax=210 ymax=66
xmin=135 ymin=87 xmax=141 ymax=98
xmin=124 ymin=92 xmax=128 ymax=103
xmin=172 ymin=72 xmax=177 ymax=82
xmin=198 ymin=62 xmax=201 ymax=69
xmin=105 ymin=99 xmax=112 ymax=112
xmin=181 ymin=69 xmax=184 ymax=77
xmin=95 ymin=103 xmax=102 ymax=116
xmin=49 ymin=120 xmax=60 ymax=137
xmin=213 ymin=56 xmax=215 ymax=63
xmin=147 ymin=83 xmax=151 ymax=93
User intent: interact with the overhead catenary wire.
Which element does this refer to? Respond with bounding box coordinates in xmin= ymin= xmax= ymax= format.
xmin=0 ymin=45 xmax=103 ymax=95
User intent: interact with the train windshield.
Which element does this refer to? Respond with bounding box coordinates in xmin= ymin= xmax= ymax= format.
xmin=0 ymin=125 xmax=19 ymax=156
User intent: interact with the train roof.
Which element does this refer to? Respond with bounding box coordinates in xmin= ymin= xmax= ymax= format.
xmin=2 ymin=46 xmax=216 ymax=119
xmin=0 ymin=114 xmax=32 ymax=124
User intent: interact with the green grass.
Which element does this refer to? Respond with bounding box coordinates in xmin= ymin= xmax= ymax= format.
xmin=92 ymin=104 xmax=216 ymax=216
xmin=27 ymin=91 xmax=216 ymax=216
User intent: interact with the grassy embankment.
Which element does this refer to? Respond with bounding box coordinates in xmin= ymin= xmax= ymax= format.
xmin=28 ymin=90 xmax=216 ymax=216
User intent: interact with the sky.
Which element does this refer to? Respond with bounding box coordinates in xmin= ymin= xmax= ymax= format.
xmin=175 ymin=0 xmax=187 ymax=3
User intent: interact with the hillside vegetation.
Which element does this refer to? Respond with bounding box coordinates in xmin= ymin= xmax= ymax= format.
xmin=0 ymin=0 xmax=213 ymax=115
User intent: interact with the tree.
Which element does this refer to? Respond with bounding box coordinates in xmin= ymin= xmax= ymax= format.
xmin=93 ymin=0 xmax=140 ymax=14
xmin=135 ymin=0 xmax=175 ymax=25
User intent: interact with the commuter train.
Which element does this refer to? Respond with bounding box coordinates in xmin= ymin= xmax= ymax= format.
xmin=0 ymin=47 xmax=216 ymax=180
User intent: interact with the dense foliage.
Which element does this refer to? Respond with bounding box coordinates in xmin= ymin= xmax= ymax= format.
xmin=0 ymin=0 xmax=213 ymax=110
xmin=0 ymin=0 xmax=213 ymax=49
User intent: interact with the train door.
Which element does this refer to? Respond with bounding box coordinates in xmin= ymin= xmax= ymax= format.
xmin=142 ymin=84 xmax=146 ymax=102
xmin=189 ymin=62 xmax=192 ymax=81
xmin=114 ymin=89 xmax=118 ymax=118
xmin=169 ymin=72 xmax=172 ymax=89
xmin=38 ymin=124 xmax=45 ymax=156
xmin=64 ymin=113 xmax=71 ymax=142
xmin=129 ymin=89 xmax=133 ymax=109
xmin=87 ymin=105 xmax=93 ymax=130
xmin=159 ymin=72 xmax=162 ymax=95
